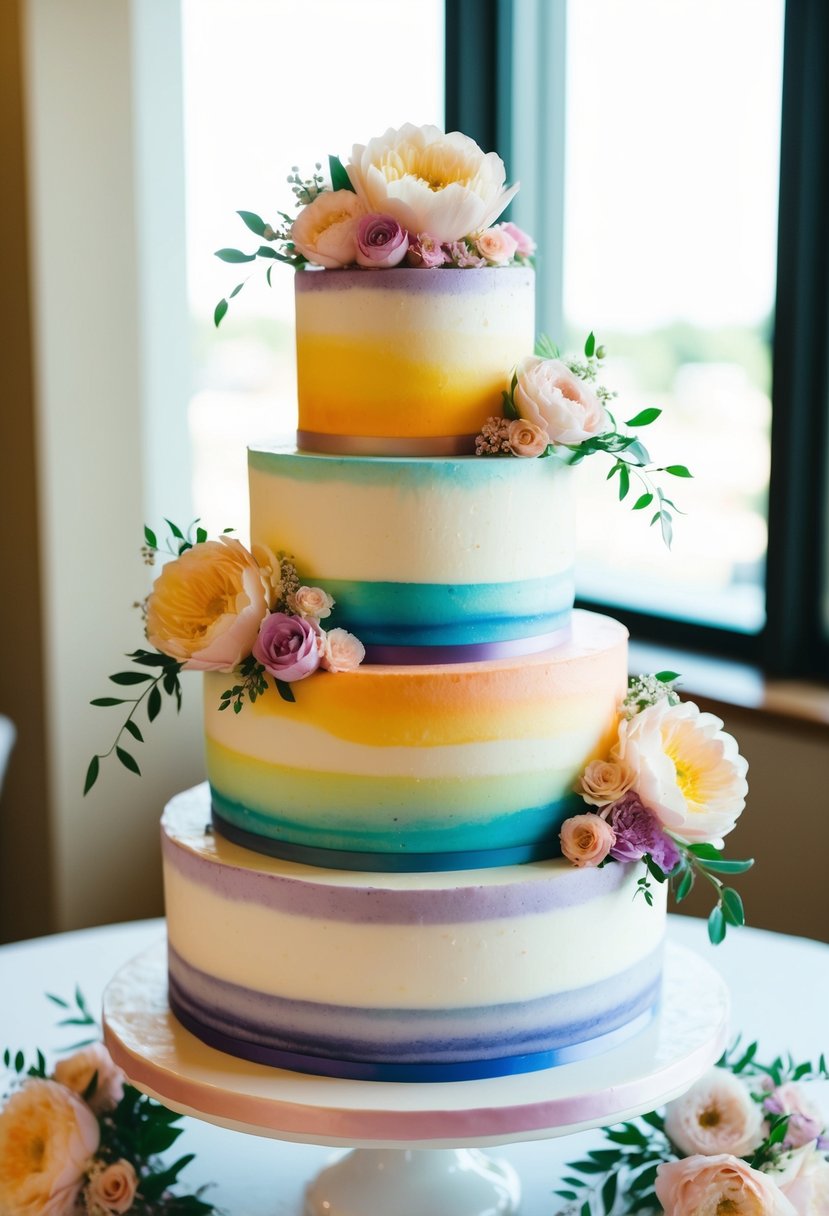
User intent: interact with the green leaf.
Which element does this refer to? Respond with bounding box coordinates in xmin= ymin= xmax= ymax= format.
xmin=632 ymin=491 xmax=654 ymax=510
xmin=689 ymin=842 xmax=723 ymax=860
xmin=625 ymin=407 xmax=662 ymax=428
xmin=584 ymin=331 xmax=596 ymax=358
xmin=124 ymin=720 xmax=143 ymax=743
xmin=237 ymin=209 xmax=267 ymax=236
xmin=144 ymin=525 xmax=158 ymax=548
xmin=14 ymin=1050 xmax=24 ymax=1072
xmin=644 ymin=855 xmax=667 ymax=884
xmin=147 ymin=684 xmax=162 ymax=722
xmin=655 ymin=670 xmax=681 ymax=682
xmin=602 ymin=1172 xmax=619 ymax=1211
xmin=675 ymin=868 xmax=694 ymax=903
xmin=618 ymin=463 xmax=630 ymax=501
xmin=90 ymin=697 xmax=127 ymax=707
xmin=534 ymin=333 xmax=560 ymax=360
xmin=276 ymin=680 xmax=296 ymax=704
xmin=214 ymin=247 xmax=256 ymax=263
xmin=46 ymin=992 xmax=70 ymax=1008
xmin=722 ymin=887 xmax=745 ymax=926
xmin=553 ymin=1191 xmax=578 ymax=1202
xmin=659 ymin=508 xmax=673 ymax=548
xmin=607 ymin=462 xmax=621 ymax=480
xmin=213 ymin=297 xmax=228 ymax=328
xmin=708 ymin=904 xmax=727 ymax=945
xmin=127 ymin=650 xmax=171 ymax=668
xmin=116 ymin=747 xmax=141 ymax=776
xmin=698 ymin=857 xmax=755 ymax=874
xmin=624 ymin=438 xmax=652 ymax=464
xmin=266 ymin=264 xmax=273 ymax=287
xmin=229 ymin=281 xmax=245 ymax=299
xmin=328 ymin=154 xmax=355 ymax=193
xmin=83 ymin=756 xmax=99 ymax=795
xmin=195 ymin=527 xmax=208 ymax=545
xmin=665 ymin=464 xmax=693 ymax=477
xmin=109 ymin=671 xmax=152 ymax=685
xmin=165 ymin=518 xmax=185 ymax=540
xmin=502 ymin=388 xmax=519 ymax=420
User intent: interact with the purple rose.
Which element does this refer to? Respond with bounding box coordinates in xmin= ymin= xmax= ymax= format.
xmin=253 ymin=612 xmax=321 ymax=682
xmin=355 ymin=213 xmax=409 ymax=268
xmin=607 ymin=793 xmax=681 ymax=873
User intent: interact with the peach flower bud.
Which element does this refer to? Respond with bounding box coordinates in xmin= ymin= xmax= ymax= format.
xmin=0 ymin=1079 xmax=100 ymax=1216
xmin=507 ymin=417 xmax=548 ymax=458
xmin=513 ymin=355 xmax=609 ymax=445
xmin=655 ymin=1154 xmax=797 ymax=1215
xmin=87 ymin=1159 xmax=138 ymax=1214
xmin=291 ymin=585 xmax=335 ymax=620
xmin=475 ymin=226 xmax=518 ymax=265
xmin=664 ymin=1069 xmax=764 ymax=1158
xmin=559 ymin=813 xmax=616 ymax=868
xmin=579 ymin=758 xmax=636 ymax=807
xmin=320 ymin=628 xmax=366 ymax=673
xmin=53 ymin=1042 xmax=124 ymax=1116
xmin=291 ymin=189 xmax=365 ymax=268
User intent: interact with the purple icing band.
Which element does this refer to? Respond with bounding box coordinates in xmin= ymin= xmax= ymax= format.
xmin=362 ymin=627 xmax=571 ymax=666
xmin=296 ymin=430 xmax=478 ymax=456
xmin=295 ymin=265 xmax=533 ymax=297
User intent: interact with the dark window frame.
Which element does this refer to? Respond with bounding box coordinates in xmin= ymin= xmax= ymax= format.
xmin=445 ymin=0 xmax=829 ymax=680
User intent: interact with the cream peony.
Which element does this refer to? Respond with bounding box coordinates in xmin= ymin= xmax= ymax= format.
xmin=513 ymin=356 xmax=609 ymax=445
xmin=0 ymin=1079 xmax=100 ymax=1216
xmin=776 ymin=1148 xmax=829 ymax=1214
xmin=291 ymin=189 xmax=366 ymax=268
xmin=53 ymin=1043 xmax=124 ymax=1115
xmin=346 ymin=123 xmax=518 ymax=243
xmin=655 ymin=1154 xmax=797 ymax=1215
xmin=664 ymin=1069 xmax=764 ymax=1158
xmin=320 ymin=627 xmax=366 ymax=673
xmin=560 ymin=813 xmax=616 ymax=867
xmin=579 ymin=757 xmax=636 ymax=807
xmin=614 ymin=698 xmax=748 ymax=845
xmin=87 ymin=1159 xmax=138 ymax=1215
xmin=291 ymin=585 xmax=335 ymax=620
xmin=147 ymin=536 xmax=269 ymax=672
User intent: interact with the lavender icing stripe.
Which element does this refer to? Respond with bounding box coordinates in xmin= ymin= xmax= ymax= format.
xmin=161 ymin=823 xmax=634 ymax=923
xmin=363 ymin=628 xmax=570 ymax=666
xmin=295 ymin=265 xmax=533 ymax=296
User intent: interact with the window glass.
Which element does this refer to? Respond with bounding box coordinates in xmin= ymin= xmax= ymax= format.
xmin=181 ymin=0 xmax=445 ymax=534
xmin=564 ymin=0 xmax=784 ymax=632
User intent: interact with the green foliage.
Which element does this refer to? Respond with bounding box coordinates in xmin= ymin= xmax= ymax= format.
xmin=218 ymin=655 xmax=269 ymax=714
xmin=668 ymin=838 xmax=754 ymax=946
xmin=328 ymin=154 xmax=355 ymax=193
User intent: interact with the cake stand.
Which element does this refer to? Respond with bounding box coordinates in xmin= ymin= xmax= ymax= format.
xmin=103 ymin=939 xmax=728 ymax=1216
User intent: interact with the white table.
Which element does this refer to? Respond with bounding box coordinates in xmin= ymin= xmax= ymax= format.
xmin=3 ymin=917 xmax=828 ymax=1216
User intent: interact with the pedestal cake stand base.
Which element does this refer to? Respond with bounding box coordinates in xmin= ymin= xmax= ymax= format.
xmin=103 ymin=939 xmax=728 ymax=1216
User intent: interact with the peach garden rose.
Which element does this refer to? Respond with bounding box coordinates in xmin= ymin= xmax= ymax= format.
xmin=53 ymin=1042 xmax=124 ymax=1116
xmin=87 ymin=1159 xmax=138 ymax=1215
xmin=507 ymin=417 xmax=548 ymax=458
xmin=320 ymin=627 xmax=366 ymax=673
xmin=560 ymin=813 xmax=615 ymax=867
xmin=291 ymin=188 xmax=365 ymax=268
xmin=579 ymin=757 xmax=636 ymax=807
xmin=655 ymin=1154 xmax=797 ymax=1215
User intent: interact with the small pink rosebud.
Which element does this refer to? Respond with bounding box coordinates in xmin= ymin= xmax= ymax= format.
xmin=355 ymin=213 xmax=409 ymax=269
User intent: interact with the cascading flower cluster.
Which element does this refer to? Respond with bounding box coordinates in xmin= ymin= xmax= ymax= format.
xmin=559 ymin=671 xmax=753 ymax=943
xmin=214 ymin=123 xmax=535 ymax=324
xmin=85 ymin=521 xmax=364 ymax=793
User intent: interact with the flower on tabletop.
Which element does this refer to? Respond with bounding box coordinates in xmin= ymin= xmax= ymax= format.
xmin=251 ymin=542 xmax=284 ymax=609
xmin=605 ymin=791 xmax=681 ymax=872
xmin=146 ymin=536 xmax=269 ymax=673
xmin=506 ymin=417 xmax=548 ymax=458
xmin=774 ymin=1147 xmax=829 ymax=1215
xmin=654 ymin=1154 xmax=797 ymax=1215
xmin=664 ymin=1069 xmax=764 ymax=1158
xmin=53 ymin=1042 xmax=124 ymax=1116
xmin=513 ymin=356 xmax=609 ymax=445
xmin=579 ymin=757 xmax=636 ymax=807
xmin=498 ymin=220 xmax=536 ymax=257
xmin=86 ymin=1159 xmax=138 ymax=1215
xmin=290 ymin=188 xmax=366 ymax=268
xmin=253 ymin=611 xmax=321 ymax=682
xmin=613 ymin=698 xmax=749 ymax=845
xmin=0 ymin=1079 xmax=100 ymax=1216
xmin=476 ymin=225 xmax=518 ymax=265
xmin=291 ymin=585 xmax=335 ymax=621
xmin=405 ymin=233 xmax=447 ymax=268
xmin=764 ymin=1083 xmax=827 ymax=1151
xmin=319 ymin=627 xmax=366 ymax=673
xmin=346 ymin=123 xmax=519 ymax=244
xmin=559 ymin=813 xmax=616 ymax=868
xmin=355 ymin=213 xmax=409 ymax=268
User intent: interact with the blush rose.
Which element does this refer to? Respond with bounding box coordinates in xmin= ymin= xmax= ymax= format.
xmin=560 ymin=813 xmax=616 ymax=867
xmin=513 ymin=356 xmax=609 ymax=445
xmin=655 ymin=1154 xmax=796 ymax=1215
xmin=320 ymin=628 xmax=365 ymax=673
xmin=87 ymin=1159 xmax=138 ymax=1214
xmin=507 ymin=418 xmax=548 ymax=458
xmin=291 ymin=189 xmax=365 ymax=268
xmin=53 ymin=1043 xmax=124 ymax=1116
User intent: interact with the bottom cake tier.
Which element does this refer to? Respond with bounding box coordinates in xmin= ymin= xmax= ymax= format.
xmin=162 ymin=786 xmax=667 ymax=1083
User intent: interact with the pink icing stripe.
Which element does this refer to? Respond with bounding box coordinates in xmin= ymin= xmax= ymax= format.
xmin=296 ymin=430 xmax=478 ymax=456
xmin=363 ymin=628 xmax=570 ymax=666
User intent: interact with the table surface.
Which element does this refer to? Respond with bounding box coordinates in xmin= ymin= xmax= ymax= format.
xmin=3 ymin=917 xmax=828 ymax=1215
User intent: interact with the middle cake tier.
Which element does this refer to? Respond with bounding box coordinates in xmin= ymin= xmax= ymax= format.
xmin=205 ymin=610 xmax=627 ymax=870
xmin=249 ymin=445 xmax=575 ymax=659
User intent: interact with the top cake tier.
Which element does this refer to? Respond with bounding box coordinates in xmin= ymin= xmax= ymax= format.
xmin=294 ymin=266 xmax=535 ymax=455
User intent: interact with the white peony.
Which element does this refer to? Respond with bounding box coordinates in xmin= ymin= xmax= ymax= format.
xmin=346 ymin=123 xmax=518 ymax=243
xmin=614 ymin=698 xmax=748 ymax=845
xmin=664 ymin=1069 xmax=764 ymax=1158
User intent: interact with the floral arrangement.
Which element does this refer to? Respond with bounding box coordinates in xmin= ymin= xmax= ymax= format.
xmin=84 ymin=521 xmax=363 ymax=793
xmin=0 ymin=990 xmax=216 ymax=1215
xmin=476 ymin=333 xmax=691 ymax=546
xmin=561 ymin=672 xmax=753 ymax=944
xmin=214 ymin=122 xmax=534 ymax=324
xmin=554 ymin=1042 xmax=829 ymax=1215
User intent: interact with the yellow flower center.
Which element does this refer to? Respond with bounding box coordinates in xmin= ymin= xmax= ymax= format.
xmin=699 ymin=1105 xmax=722 ymax=1128
xmin=717 ymin=1202 xmax=739 ymax=1215
xmin=381 ymin=146 xmax=474 ymax=193
xmin=317 ymin=208 xmax=355 ymax=233
xmin=666 ymin=743 xmax=703 ymax=809
xmin=28 ymin=1134 xmax=46 ymax=1170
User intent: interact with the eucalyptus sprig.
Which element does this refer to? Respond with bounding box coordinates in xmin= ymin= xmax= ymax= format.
xmin=669 ymin=840 xmax=754 ymax=945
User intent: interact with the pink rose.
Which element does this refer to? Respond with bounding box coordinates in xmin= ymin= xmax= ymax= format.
xmin=406 ymin=233 xmax=447 ymax=268
xmin=498 ymin=221 xmax=535 ymax=257
xmin=506 ymin=417 xmax=548 ymax=458
xmin=777 ymin=1148 xmax=829 ymax=1215
xmin=579 ymin=758 xmax=636 ymax=807
xmin=655 ymin=1155 xmax=797 ymax=1215
xmin=291 ymin=585 xmax=335 ymax=620
xmin=664 ymin=1069 xmax=764 ymax=1158
xmin=0 ymin=1079 xmax=100 ymax=1216
xmin=87 ymin=1159 xmax=138 ymax=1214
xmin=291 ymin=189 xmax=366 ymax=268
xmin=559 ymin=813 xmax=616 ymax=867
xmin=513 ymin=355 xmax=609 ymax=445
xmin=320 ymin=628 xmax=366 ymax=673
xmin=444 ymin=239 xmax=487 ymax=268
xmin=475 ymin=226 xmax=518 ymax=265
xmin=355 ymin=213 xmax=409 ymax=268
xmin=253 ymin=612 xmax=321 ymax=682
xmin=53 ymin=1043 xmax=124 ymax=1115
